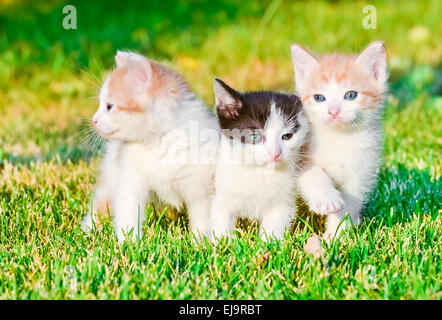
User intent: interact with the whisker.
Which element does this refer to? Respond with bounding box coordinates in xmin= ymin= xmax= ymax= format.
xmin=79 ymin=63 xmax=103 ymax=87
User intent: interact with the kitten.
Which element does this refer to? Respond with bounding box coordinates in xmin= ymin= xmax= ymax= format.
xmin=209 ymin=78 xmax=310 ymax=240
xmin=291 ymin=41 xmax=387 ymax=240
xmin=81 ymin=51 xmax=220 ymax=242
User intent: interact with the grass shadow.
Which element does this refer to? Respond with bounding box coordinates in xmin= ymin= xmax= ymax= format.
xmin=365 ymin=164 xmax=440 ymax=224
xmin=293 ymin=164 xmax=440 ymax=235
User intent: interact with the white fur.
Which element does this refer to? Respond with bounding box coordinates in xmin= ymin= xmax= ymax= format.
xmin=300 ymin=118 xmax=381 ymax=240
xmin=292 ymin=42 xmax=386 ymax=241
xmin=82 ymin=53 xmax=220 ymax=242
xmin=209 ymin=105 xmax=309 ymax=240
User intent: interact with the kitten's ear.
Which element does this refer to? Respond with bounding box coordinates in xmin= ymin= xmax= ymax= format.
xmin=355 ymin=41 xmax=387 ymax=83
xmin=126 ymin=55 xmax=153 ymax=94
xmin=214 ymin=78 xmax=243 ymax=119
xmin=115 ymin=51 xmax=130 ymax=68
xmin=290 ymin=44 xmax=318 ymax=89
xmin=115 ymin=51 xmax=152 ymax=93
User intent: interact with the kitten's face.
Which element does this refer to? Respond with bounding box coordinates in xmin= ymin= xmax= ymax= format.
xmin=214 ymin=79 xmax=308 ymax=166
xmin=291 ymin=42 xmax=387 ymax=129
xmin=92 ymin=51 xmax=180 ymax=142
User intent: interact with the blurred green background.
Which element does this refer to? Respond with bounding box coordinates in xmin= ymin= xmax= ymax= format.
xmin=0 ymin=0 xmax=440 ymax=166
xmin=0 ymin=0 xmax=440 ymax=299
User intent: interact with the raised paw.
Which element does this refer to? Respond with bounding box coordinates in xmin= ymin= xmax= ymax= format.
xmin=307 ymin=188 xmax=344 ymax=215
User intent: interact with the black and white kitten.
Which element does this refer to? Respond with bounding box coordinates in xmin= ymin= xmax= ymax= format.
xmin=209 ymin=79 xmax=310 ymax=240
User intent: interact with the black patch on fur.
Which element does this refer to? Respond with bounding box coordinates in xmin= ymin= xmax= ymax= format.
xmin=215 ymin=78 xmax=303 ymax=143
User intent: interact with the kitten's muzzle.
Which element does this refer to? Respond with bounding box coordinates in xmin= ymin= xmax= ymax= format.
xmin=328 ymin=107 xmax=341 ymax=119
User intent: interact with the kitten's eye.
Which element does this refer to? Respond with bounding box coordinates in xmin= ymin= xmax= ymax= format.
xmin=281 ymin=133 xmax=293 ymax=141
xmin=250 ymin=134 xmax=263 ymax=143
xmin=344 ymin=91 xmax=358 ymax=100
xmin=313 ymin=94 xmax=326 ymax=102
xmin=106 ymin=104 xmax=114 ymax=111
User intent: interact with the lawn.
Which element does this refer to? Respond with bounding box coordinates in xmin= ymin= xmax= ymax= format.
xmin=0 ymin=0 xmax=441 ymax=299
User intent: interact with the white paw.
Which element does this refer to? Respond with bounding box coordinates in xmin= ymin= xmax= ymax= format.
xmin=80 ymin=214 xmax=93 ymax=233
xmin=307 ymin=188 xmax=344 ymax=215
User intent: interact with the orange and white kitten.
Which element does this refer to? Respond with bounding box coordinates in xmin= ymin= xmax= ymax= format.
xmin=81 ymin=51 xmax=220 ymax=242
xmin=291 ymin=42 xmax=387 ymax=240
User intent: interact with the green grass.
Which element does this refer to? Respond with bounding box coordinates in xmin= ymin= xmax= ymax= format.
xmin=0 ymin=0 xmax=441 ymax=299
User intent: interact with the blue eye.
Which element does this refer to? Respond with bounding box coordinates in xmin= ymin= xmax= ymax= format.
xmin=250 ymin=134 xmax=263 ymax=143
xmin=313 ymin=94 xmax=326 ymax=102
xmin=282 ymin=133 xmax=293 ymax=140
xmin=344 ymin=91 xmax=358 ymax=100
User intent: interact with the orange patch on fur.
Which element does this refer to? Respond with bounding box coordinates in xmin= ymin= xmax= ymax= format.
xmin=116 ymin=105 xmax=144 ymax=113
xmin=106 ymin=59 xmax=186 ymax=113
xmin=361 ymin=90 xmax=378 ymax=98
xmin=301 ymin=53 xmax=383 ymax=109
xmin=301 ymin=94 xmax=312 ymax=102
xmin=107 ymin=67 xmax=145 ymax=113
xmin=148 ymin=63 xmax=183 ymax=98
xmin=359 ymin=93 xmax=382 ymax=110
xmin=335 ymin=73 xmax=347 ymax=82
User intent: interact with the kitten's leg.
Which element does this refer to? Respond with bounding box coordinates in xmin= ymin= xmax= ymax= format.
xmin=260 ymin=204 xmax=294 ymax=241
xmin=298 ymin=165 xmax=344 ymax=215
xmin=113 ymin=162 xmax=149 ymax=243
xmin=186 ymin=195 xmax=213 ymax=239
xmin=209 ymin=196 xmax=236 ymax=240
xmin=323 ymin=185 xmax=364 ymax=242
xmin=81 ymin=142 xmax=122 ymax=232
xmin=81 ymin=180 xmax=112 ymax=232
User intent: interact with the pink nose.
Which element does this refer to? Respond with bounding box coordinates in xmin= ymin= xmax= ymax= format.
xmin=328 ymin=108 xmax=340 ymax=119
xmin=273 ymin=150 xmax=282 ymax=161
xmin=92 ymin=119 xmax=98 ymax=125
